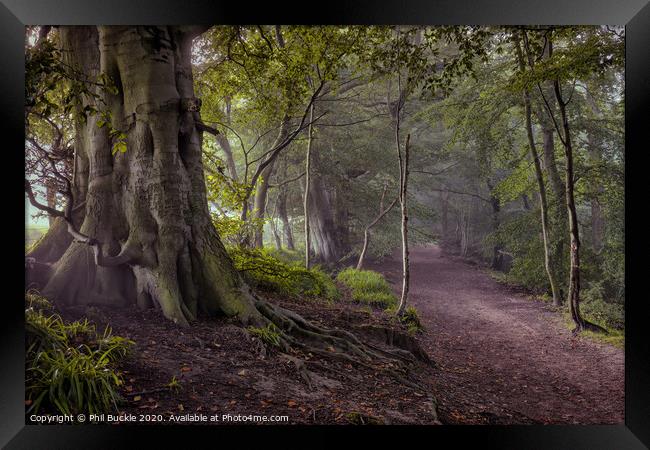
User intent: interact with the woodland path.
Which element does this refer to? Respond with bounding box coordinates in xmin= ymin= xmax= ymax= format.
xmin=367 ymin=245 xmax=624 ymax=424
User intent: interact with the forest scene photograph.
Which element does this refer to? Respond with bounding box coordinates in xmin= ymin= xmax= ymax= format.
xmin=24 ymin=24 xmax=625 ymax=425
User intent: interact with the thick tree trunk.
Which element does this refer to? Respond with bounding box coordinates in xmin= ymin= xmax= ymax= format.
xmin=308 ymin=165 xmax=345 ymax=264
xmin=307 ymin=178 xmax=342 ymax=264
xmin=45 ymin=180 xmax=57 ymax=227
xmin=276 ymin=185 xmax=295 ymax=250
xmin=30 ymin=26 xmax=264 ymax=327
xmin=333 ymin=188 xmax=351 ymax=258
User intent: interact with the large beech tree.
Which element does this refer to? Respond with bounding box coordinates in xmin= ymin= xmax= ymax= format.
xmin=27 ymin=26 xmax=423 ymax=365
xmin=28 ymin=26 xmax=261 ymax=327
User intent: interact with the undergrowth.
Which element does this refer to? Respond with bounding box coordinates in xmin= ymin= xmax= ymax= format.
xmin=335 ymin=268 xmax=397 ymax=308
xmin=229 ymin=246 xmax=340 ymax=301
xmin=247 ymin=323 xmax=282 ymax=348
xmin=394 ymin=305 xmax=425 ymax=334
xmin=488 ymin=269 xmax=624 ymax=343
xmin=561 ymin=313 xmax=624 ymax=348
xmin=25 ymin=291 xmax=133 ymax=416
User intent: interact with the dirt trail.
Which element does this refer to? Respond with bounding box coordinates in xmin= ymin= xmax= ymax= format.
xmin=367 ymin=245 xmax=624 ymax=424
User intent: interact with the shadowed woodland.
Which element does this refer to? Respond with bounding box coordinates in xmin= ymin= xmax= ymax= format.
xmin=25 ymin=25 xmax=624 ymax=424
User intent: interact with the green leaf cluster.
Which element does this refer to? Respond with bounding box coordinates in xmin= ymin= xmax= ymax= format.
xmin=25 ymin=292 xmax=133 ymax=416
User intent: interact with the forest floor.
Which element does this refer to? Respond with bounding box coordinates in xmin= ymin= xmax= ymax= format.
xmin=55 ymin=244 xmax=624 ymax=425
xmin=58 ymin=291 xmax=440 ymax=425
xmin=366 ymin=244 xmax=625 ymax=424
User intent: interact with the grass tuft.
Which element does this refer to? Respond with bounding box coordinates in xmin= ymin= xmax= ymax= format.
xmin=247 ymin=323 xmax=282 ymax=348
xmin=335 ymin=268 xmax=398 ymax=308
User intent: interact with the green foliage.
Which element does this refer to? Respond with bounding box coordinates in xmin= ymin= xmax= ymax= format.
xmin=25 ymin=292 xmax=133 ymax=416
xmin=336 ymin=268 xmax=397 ymax=308
xmin=384 ymin=304 xmax=424 ymax=333
xmin=265 ymin=247 xmax=303 ymax=264
xmin=580 ymin=281 xmax=624 ymax=330
xmin=247 ymin=323 xmax=282 ymax=348
xmin=229 ymin=247 xmax=340 ymax=300
xmin=561 ymin=313 xmax=624 ymax=348
xmin=487 ymin=211 xmax=555 ymax=292
xmin=399 ymin=306 xmax=424 ymax=334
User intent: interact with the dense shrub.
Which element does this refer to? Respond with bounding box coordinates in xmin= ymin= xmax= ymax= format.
xmin=581 ymin=281 xmax=625 ymax=330
xmin=229 ymin=247 xmax=340 ymax=300
xmin=335 ymin=268 xmax=397 ymax=308
xmin=25 ymin=291 xmax=133 ymax=416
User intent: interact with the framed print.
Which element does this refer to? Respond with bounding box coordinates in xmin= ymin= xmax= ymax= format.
xmin=2 ymin=0 xmax=649 ymax=448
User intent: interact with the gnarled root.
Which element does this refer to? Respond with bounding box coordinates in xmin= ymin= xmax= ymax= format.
xmin=572 ymin=319 xmax=609 ymax=335
xmin=249 ymin=297 xmax=430 ymax=392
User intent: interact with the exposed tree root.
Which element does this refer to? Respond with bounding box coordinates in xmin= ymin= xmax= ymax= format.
xmin=250 ymin=296 xmax=431 ymax=392
xmin=572 ymin=320 xmax=608 ymax=335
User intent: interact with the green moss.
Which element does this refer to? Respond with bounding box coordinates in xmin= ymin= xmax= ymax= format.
xmin=228 ymin=247 xmax=340 ymax=301
xmin=335 ymin=268 xmax=397 ymax=308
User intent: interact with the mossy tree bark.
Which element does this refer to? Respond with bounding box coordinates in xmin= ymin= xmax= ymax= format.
xmin=29 ymin=26 xmax=264 ymax=327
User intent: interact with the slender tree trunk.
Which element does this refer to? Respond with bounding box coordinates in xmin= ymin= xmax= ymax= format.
xmin=303 ymin=103 xmax=314 ymax=268
xmin=396 ymin=135 xmax=410 ymax=316
xmin=536 ymin=35 xmax=568 ymax=295
xmin=440 ymin=190 xmax=449 ymax=241
xmin=460 ymin=209 xmax=470 ymax=257
xmin=554 ymin=79 xmax=586 ymax=330
xmin=486 ymin=180 xmax=503 ymax=270
xmin=517 ymin=33 xmax=562 ymax=306
xmin=270 ymin=216 xmax=282 ymax=250
xmin=252 ymin=119 xmax=289 ymax=248
xmin=356 ymin=184 xmax=398 ymax=270
xmin=585 ymin=89 xmax=605 ymax=253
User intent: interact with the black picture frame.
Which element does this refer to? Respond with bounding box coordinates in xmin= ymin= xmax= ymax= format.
xmin=3 ymin=0 xmax=648 ymax=448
